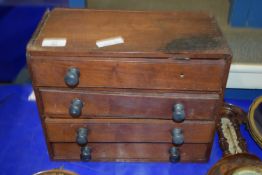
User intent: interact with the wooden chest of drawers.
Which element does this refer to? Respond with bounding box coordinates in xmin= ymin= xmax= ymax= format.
xmin=27 ymin=8 xmax=231 ymax=162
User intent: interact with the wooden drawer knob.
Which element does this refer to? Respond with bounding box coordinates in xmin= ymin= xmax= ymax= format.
xmin=69 ymin=99 xmax=83 ymax=118
xmin=169 ymin=147 xmax=180 ymax=163
xmin=76 ymin=128 xmax=88 ymax=145
xmin=172 ymin=128 xmax=184 ymax=145
xmin=173 ymin=103 xmax=185 ymax=122
xmin=64 ymin=67 xmax=80 ymax=87
xmin=80 ymin=146 xmax=91 ymax=161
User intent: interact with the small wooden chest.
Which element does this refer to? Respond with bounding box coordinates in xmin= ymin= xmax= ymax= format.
xmin=27 ymin=8 xmax=231 ymax=162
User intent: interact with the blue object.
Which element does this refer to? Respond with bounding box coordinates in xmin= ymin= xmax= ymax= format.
xmin=229 ymin=0 xmax=250 ymax=27
xmin=0 ymin=6 xmax=47 ymax=82
xmin=0 ymin=84 xmax=261 ymax=175
xmin=225 ymin=88 xmax=262 ymax=100
xmin=229 ymin=0 xmax=262 ymax=27
xmin=68 ymin=0 xmax=86 ymax=8
xmin=248 ymin=0 xmax=262 ymax=27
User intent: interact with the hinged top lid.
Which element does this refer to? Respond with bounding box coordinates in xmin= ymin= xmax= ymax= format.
xmin=27 ymin=8 xmax=231 ymax=58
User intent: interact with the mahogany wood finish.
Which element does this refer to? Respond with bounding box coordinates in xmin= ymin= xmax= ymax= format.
xmin=45 ymin=118 xmax=215 ymax=143
xmin=27 ymin=9 xmax=231 ymax=57
xmin=40 ymin=89 xmax=220 ymax=120
xmin=30 ymin=58 xmax=226 ymax=91
xmin=52 ymin=143 xmax=210 ymax=162
xmin=27 ymin=8 xmax=231 ymax=162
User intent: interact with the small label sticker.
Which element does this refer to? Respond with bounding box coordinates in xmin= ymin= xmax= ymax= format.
xmin=42 ymin=38 xmax=67 ymax=47
xmin=96 ymin=36 xmax=124 ymax=48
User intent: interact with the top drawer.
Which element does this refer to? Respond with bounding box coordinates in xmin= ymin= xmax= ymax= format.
xmin=29 ymin=57 xmax=226 ymax=91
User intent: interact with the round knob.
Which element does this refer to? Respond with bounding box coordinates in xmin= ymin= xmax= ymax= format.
xmin=173 ymin=103 xmax=185 ymax=122
xmin=172 ymin=128 xmax=184 ymax=145
xmin=169 ymin=147 xmax=180 ymax=163
xmin=80 ymin=146 xmax=91 ymax=161
xmin=76 ymin=128 xmax=88 ymax=145
xmin=69 ymin=99 xmax=83 ymax=118
xmin=64 ymin=68 xmax=80 ymax=87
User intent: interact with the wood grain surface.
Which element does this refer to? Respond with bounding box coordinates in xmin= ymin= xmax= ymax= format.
xmin=29 ymin=58 xmax=226 ymax=91
xmin=52 ymin=143 xmax=210 ymax=162
xmin=45 ymin=118 xmax=215 ymax=143
xmin=40 ymin=88 xmax=220 ymax=120
xmin=27 ymin=8 xmax=231 ymax=57
xmin=26 ymin=8 xmax=231 ymax=162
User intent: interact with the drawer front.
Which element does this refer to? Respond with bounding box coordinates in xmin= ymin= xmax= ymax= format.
xmin=30 ymin=58 xmax=226 ymax=91
xmin=52 ymin=143 xmax=210 ymax=162
xmin=45 ymin=118 xmax=215 ymax=143
xmin=41 ymin=89 xmax=220 ymax=120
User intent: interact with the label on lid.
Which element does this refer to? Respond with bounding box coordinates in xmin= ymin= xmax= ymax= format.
xmin=96 ymin=36 xmax=124 ymax=48
xmin=42 ymin=38 xmax=67 ymax=47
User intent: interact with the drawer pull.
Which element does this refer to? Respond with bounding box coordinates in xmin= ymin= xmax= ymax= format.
xmin=169 ymin=147 xmax=180 ymax=163
xmin=69 ymin=99 xmax=83 ymax=118
xmin=80 ymin=146 xmax=91 ymax=161
xmin=64 ymin=67 xmax=80 ymax=87
xmin=173 ymin=103 xmax=185 ymax=122
xmin=76 ymin=128 xmax=88 ymax=145
xmin=172 ymin=128 xmax=184 ymax=145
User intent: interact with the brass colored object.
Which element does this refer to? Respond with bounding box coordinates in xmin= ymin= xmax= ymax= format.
xmin=228 ymin=165 xmax=262 ymax=175
xmin=208 ymin=103 xmax=262 ymax=175
xmin=34 ymin=169 xmax=78 ymax=175
xmin=248 ymin=96 xmax=262 ymax=148
xmin=208 ymin=153 xmax=262 ymax=175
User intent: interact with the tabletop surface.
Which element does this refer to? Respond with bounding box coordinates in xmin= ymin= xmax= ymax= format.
xmin=0 ymin=84 xmax=261 ymax=175
xmin=28 ymin=8 xmax=230 ymax=57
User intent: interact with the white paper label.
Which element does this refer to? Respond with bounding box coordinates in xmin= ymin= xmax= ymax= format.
xmin=96 ymin=36 xmax=124 ymax=48
xmin=42 ymin=38 xmax=67 ymax=47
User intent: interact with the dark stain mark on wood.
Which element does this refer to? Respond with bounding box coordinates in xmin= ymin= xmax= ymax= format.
xmin=164 ymin=35 xmax=221 ymax=52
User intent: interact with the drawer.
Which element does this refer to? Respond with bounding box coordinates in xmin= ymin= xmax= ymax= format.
xmin=29 ymin=57 xmax=226 ymax=91
xmin=45 ymin=118 xmax=215 ymax=143
xmin=52 ymin=143 xmax=210 ymax=162
xmin=40 ymin=89 xmax=220 ymax=120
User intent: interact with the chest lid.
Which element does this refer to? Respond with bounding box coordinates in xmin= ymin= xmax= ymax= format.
xmin=27 ymin=8 xmax=231 ymax=58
